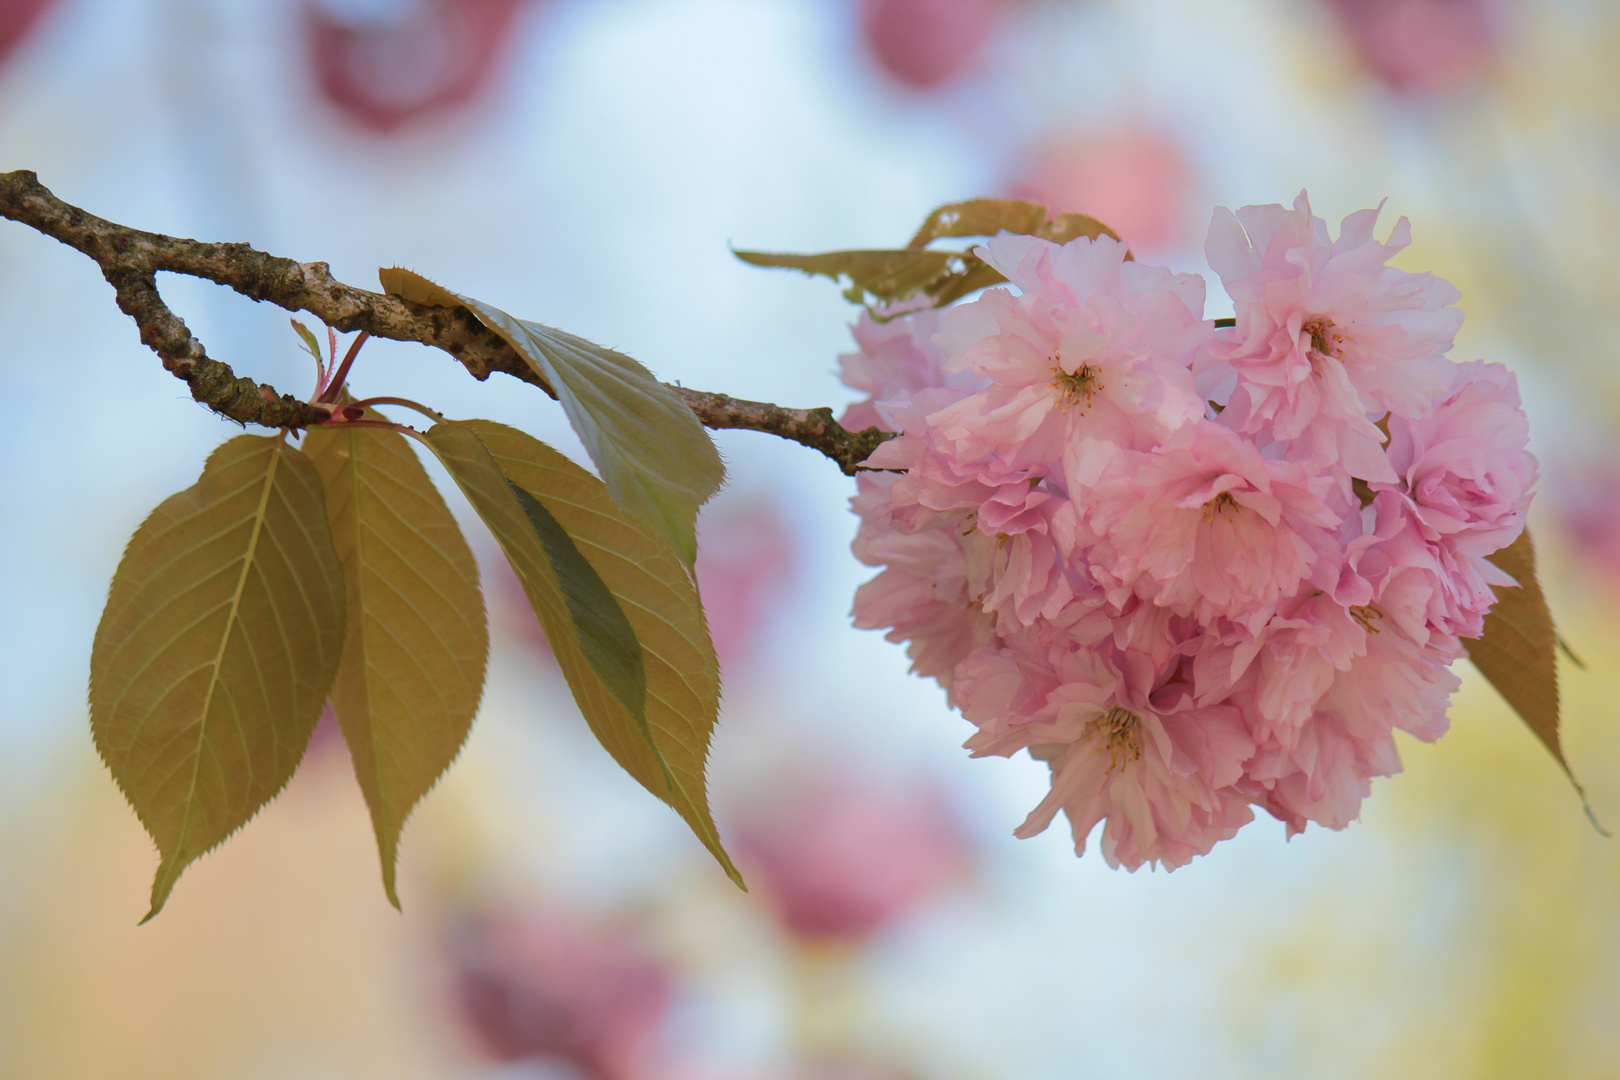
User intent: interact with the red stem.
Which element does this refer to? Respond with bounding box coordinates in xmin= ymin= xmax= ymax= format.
xmin=347 ymin=395 xmax=444 ymax=423
xmin=318 ymin=330 xmax=371 ymax=403
xmin=310 ymin=416 xmax=418 ymax=435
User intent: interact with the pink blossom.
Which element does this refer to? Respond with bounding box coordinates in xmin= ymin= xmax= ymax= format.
xmin=837 ymin=198 xmax=1534 ymax=867
xmin=1201 ymin=192 xmax=1461 ymax=480
xmin=837 ymin=307 xmax=975 ymax=434
xmin=1319 ymin=621 xmax=1463 ymax=744
xmin=1210 ymin=591 xmax=1370 ymax=739
xmin=1381 ymin=360 xmax=1535 ymax=560
xmin=850 ymin=474 xmax=993 ymax=680
xmin=1343 ymin=363 xmax=1535 ymax=641
xmin=1085 ymin=422 xmax=1341 ymax=628
xmin=1244 ymin=709 xmax=1403 ymax=835
xmin=951 ymin=642 xmax=1255 ymax=870
xmin=927 ymin=234 xmax=1209 ymax=473
xmin=998 ymin=648 xmax=1256 ymax=870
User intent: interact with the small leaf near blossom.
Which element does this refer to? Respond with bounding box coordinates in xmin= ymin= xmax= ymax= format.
xmin=1465 ymin=529 xmax=1600 ymax=824
xmin=736 ymin=196 xmax=1125 ymax=316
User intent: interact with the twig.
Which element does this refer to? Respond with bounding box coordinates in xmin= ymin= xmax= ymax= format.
xmin=670 ymin=387 xmax=895 ymax=476
xmin=0 ymin=170 xmax=893 ymax=474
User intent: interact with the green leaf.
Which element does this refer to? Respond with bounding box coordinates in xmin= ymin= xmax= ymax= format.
xmin=905 ymin=197 xmax=1052 ymax=248
xmin=470 ymin=419 xmax=736 ymax=882
xmin=377 ymin=267 xmax=461 ymax=309
xmin=1043 ymin=210 xmax=1127 ymax=246
xmin=1464 ymin=529 xmax=1601 ymax=826
xmin=89 ymin=434 xmax=346 ymax=920
xmin=379 ymin=267 xmax=723 ymax=566
xmin=421 ymin=419 xmax=740 ymax=885
xmin=424 ymin=414 xmax=651 ymax=735
xmin=739 ymin=197 xmax=1128 ymax=315
xmin=291 ymin=319 xmax=325 ymax=365
xmin=731 ymin=247 xmax=969 ymax=309
xmin=303 ymin=421 xmax=489 ymax=908
xmin=418 ymin=421 xmax=653 ymax=759
xmin=505 ymin=479 xmax=648 ymax=724
xmin=908 ymin=197 xmax=1124 ymax=249
xmin=925 ymin=258 xmax=1018 ymax=308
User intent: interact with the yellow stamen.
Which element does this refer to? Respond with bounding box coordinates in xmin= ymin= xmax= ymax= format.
xmin=1084 ymin=706 xmax=1144 ymax=774
xmin=1050 ymin=359 xmax=1103 ymax=413
xmin=1302 ymin=315 xmax=1345 ymax=362
xmin=1349 ymin=604 xmax=1383 ymax=633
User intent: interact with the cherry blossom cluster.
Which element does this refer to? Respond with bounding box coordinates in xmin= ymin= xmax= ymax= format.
xmin=843 ymin=193 xmax=1535 ymax=869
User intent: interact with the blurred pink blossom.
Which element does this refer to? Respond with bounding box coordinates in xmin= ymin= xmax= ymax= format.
xmin=0 ymin=0 xmax=56 ymax=67
xmin=781 ymin=1065 xmax=921 ymax=1080
xmin=448 ymin=905 xmax=672 ymax=1080
xmin=1323 ymin=0 xmax=1501 ymax=94
xmin=1559 ymin=460 xmax=1620 ymax=584
xmin=695 ymin=494 xmax=798 ymax=673
xmin=659 ymin=1062 xmax=918 ymax=1080
xmin=732 ymin=771 xmax=967 ymax=942
xmin=859 ymin=0 xmax=1012 ymax=89
xmin=1008 ymin=130 xmax=1192 ymax=250
xmin=305 ymin=702 xmax=346 ymax=759
xmin=302 ymin=0 xmax=536 ymax=133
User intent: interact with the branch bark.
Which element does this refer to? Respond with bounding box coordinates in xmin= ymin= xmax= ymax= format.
xmin=0 ymin=170 xmax=893 ymax=475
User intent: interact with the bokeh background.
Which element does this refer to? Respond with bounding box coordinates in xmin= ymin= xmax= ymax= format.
xmin=2 ymin=1 xmax=1619 ymax=1077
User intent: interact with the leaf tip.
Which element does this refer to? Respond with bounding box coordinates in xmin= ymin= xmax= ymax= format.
xmin=378 ymin=266 xmax=462 ymax=309
xmin=379 ymin=842 xmax=405 ymax=910
xmin=1558 ymin=634 xmax=1588 ymax=670
xmin=1585 ymin=801 xmax=1611 ymax=839
xmin=141 ymin=861 xmax=183 ymax=924
xmin=693 ymin=820 xmax=745 ymax=891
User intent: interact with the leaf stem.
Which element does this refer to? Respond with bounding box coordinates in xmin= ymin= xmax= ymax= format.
xmin=318 ymin=331 xmax=371 ymax=403
xmin=348 ymin=395 xmax=444 ymax=423
xmin=315 ymin=416 xmax=421 ymax=436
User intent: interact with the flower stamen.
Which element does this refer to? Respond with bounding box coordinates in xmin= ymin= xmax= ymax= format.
xmin=1050 ymin=358 xmax=1103 ymax=413
xmin=1301 ymin=316 xmax=1345 ymax=364
xmin=1203 ymin=491 xmax=1239 ymax=519
xmin=1084 ymin=706 xmax=1144 ymax=774
xmin=1349 ymin=603 xmax=1383 ymax=633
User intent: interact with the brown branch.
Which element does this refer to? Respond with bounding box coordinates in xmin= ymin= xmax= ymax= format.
xmin=0 ymin=169 xmax=892 ymax=473
xmin=670 ymin=387 xmax=894 ymax=476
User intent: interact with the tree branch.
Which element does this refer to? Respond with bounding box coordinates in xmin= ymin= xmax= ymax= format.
xmin=0 ymin=170 xmax=892 ymax=475
xmin=670 ymin=387 xmax=894 ymax=475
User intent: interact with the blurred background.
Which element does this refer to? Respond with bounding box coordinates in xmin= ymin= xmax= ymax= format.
xmin=2 ymin=0 xmax=1619 ymax=1077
